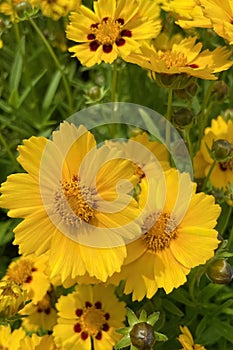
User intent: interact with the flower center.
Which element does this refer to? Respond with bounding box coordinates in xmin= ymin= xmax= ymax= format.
xmin=88 ymin=17 xmax=132 ymax=53
xmin=7 ymin=259 xmax=37 ymax=284
xmin=54 ymin=176 xmax=96 ymax=226
xmin=93 ymin=17 xmax=121 ymax=45
xmin=160 ymin=51 xmax=187 ymax=68
xmin=62 ymin=176 xmax=95 ymax=223
xmin=74 ymin=301 xmax=110 ymax=341
xmin=142 ymin=212 xmax=178 ymax=252
xmin=0 ymin=345 xmax=9 ymax=350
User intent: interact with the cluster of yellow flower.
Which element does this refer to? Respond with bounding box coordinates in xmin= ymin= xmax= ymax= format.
xmin=0 ymin=0 xmax=233 ymax=349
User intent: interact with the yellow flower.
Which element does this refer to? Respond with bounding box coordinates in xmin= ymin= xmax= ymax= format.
xmin=194 ymin=116 xmax=233 ymax=189
xmin=66 ymin=0 xmax=161 ymax=67
xmin=201 ymin=0 xmax=233 ymax=44
xmin=0 ymin=325 xmax=25 ymax=350
xmin=0 ymin=122 xmax=140 ymax=284
xmin=19 ymin=292 xmax=57 ymax=332
xmin=53 ymin=284 xmax=126 ymax=350
xmin=20 ymin=334 xmax=63 ymax=350
xmin=177 ymin=326 xmax=206 ymax=350
xmin=0 ymin=280 xmax=27 ymax=318
xmin=5 ymin=254 xmax=50 ymax=303
xmin=162 ymin=0 xmax=212 ymax=29
xmin=126 ymin=36 xmax=233 ymax=83
xmin=34 ymin=0 xmax=81 ymax=21
xmin=108 ymin=169 xmax=221 ymax=301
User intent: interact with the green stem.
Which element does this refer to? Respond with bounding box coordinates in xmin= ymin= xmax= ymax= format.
xmin=201 ymin=159 xmax=216 ymax=191
xmin=110 ymin=61 xmax=118 ymax=137
xmin=111 ymin=60 xmax=118 ymax=103
xmin=165 ymin=88 xmax=173 ymax=152
xmin=227 ymin=221 xmax=233 ymax=248
xmin=185 ymin=127 xmax=193 ymax=162
xmin=197 ymin=81 xmax=215 ymax=149
xmin=217 ymin=204 xmax=233 ymax=237
xmin=28 ymin=17 xmax=73 ymax=114
xmin=0 ymin=132 xmax=21 ymax=171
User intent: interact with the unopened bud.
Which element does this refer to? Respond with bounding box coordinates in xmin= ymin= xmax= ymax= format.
xmin=130 ymin=322 xmax=156 ymax=350
xmin=211 ymin=139 xmax=232 ymax=161
xmin=87 ymin=86 xmax=101 ymax=101
xmin=213 ymin=81 xmax=228 ymax=100
xmin=206 ymin=259 xmax=233 ymax=284
xmin=172 ymin=108 xmax=194 ymax=128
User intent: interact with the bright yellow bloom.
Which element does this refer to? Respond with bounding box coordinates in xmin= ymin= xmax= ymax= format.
xmin=20 ymin=334 xmax=63 ymax=350
xmin=19 ymin=292 xmax=57 ymax=332
xmin=53 ymin=284 xmax=126 ymax=350
xmin=66 ymin=0 xmax=161 ymax=67
xmin=0 ymin=122 xmax=140 ymax=284
xmin=177 ymin=326 xmax=206 ymax=350
xmin=194 ymin=116 xmax=233 ymax=189
xmin=162 ymin=0 xmax=212 ymax=29
xmin=0 ymin=325 xmax=25 ymax=350
xmin=126 ymin=36 xmax=233 ymax=82
xmin=108 ymin=169 xmax=221 ymax=301
xmin=201 ymin=0 xmax=233 ymax=44
xmin=0 ymin=38 xmax=3 ymax=48
xmin=5 ymin=254 xmax=50 ymax=303
xmin=0 ymin=280 xmax=27 ymax=318
xmin=33 ymin=0 xmax=81 ymax=21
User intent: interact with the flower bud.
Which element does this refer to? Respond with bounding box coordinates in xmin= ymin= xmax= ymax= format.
xmin=152 ymin=73 xmax=194 ymax=90
xmin=211 ymin=139 xmax=232 ymax=161
xmin=15 ymin=1 xmax=33 ymax=17
xmin=0 ymin=280 xmax=27 ymax=318
xmin=206 ymin=259 xmax=233 ymax=284
xmin=174 ymin=80 xmax=198 ymax=99
xmin=87 ymin=86 xmax=101 ymax=101
xmin=172 ymin=108 xmax=194 ymax=128
xmin=130 ymin=322 xmax=155 ymax=350
xmin=213 ymin=81 xmax=228 ymax=100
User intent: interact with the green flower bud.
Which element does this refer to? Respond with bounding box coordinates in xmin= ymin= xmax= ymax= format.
xmin=130 ymin=322 xmax=156 ymax=350
xmin=15 ymin=1 xmax=33 ymax=17
xmin=153 ymin=73 xmax=194 ymax=90
xmin=174 ymin=80 xmax=198 ymax=99
xmin=206 ymin=259 xmax=233 ymax=284
xmin=213 ymin=81 xmax=229 ymax=100
xmin=172 ymin=108 xmax=194 ymax=128
xmin=211 ymin=139 xmax=232 ymax=161
xmin=87 ymin=86 xmax=101 ymax=101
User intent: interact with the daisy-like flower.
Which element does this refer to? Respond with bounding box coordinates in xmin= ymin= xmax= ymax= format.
xmin=107 ymin=169 xmax=221 ymax=301
xmin=162 ymin=0 xmax=212 ymax=29
xmin=32 ymin=0 xmax=81 ymax=21
xmin=126 ymin=36 xmax=233 ymax=87
xmin=177 ymin=326 xmax=206 ymax=350
xmin=4 ymin=254 xmax=50 ymax=303
xmin=194 ymin=116 xmax=233 ymax=189
xmin=201 ymin=0 xmax=233 ymax=44
xmin=0 ymin=280 xmax=27 ymax=318
xmin=66 ymin=0 xmax=162 ymax=67
xmin=53 ymin=284 xmax=126 ymax=350
xmin=19 ymin=292 xmax=57 ymax=332
xmin=20 ymin=334 xmax=63 ymax=350
xmin=0 ymin=325 xmax=25 ymax=350
xmin=0 ymin=122 xmax=141 ymax=284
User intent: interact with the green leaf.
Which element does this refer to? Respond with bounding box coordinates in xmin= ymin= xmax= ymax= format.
xmin=116 ymin=327 xmax=130 ymax=336
xmin=0 ymin=220 xmax=14 ymax=246
xmin=138 ymin=108 xmax=163 ymax=141
xmin=126 ymin=308 xmax=138 ymax=326
xmin=198 ymin=283 xmax=224 ymax=302
xmin=212 ymin=318 xmax=233 ymax=343
xmin=42 ymin=70 xmax=62 ymax=111
xmin=114 ymin=335 xmax=131 ymax=349
xmin=139 ymin=309 xmax=147 ymax=322
xmin=147 ymin=312 xmax=160 ymax=326
xmin=8 ymin=89 xmax=19 ymax=108
xmin=9 ymin=36 xmax=25 ymax=92
xmin=170 ymin=288 xmax=194 ymax=307
xmin=154 ymin=331 xmax=168 ymax=342
xmin=18 ymin=69 xmax=47 ymax=107
xmin=163 ymin=299 xmax=184 ymax=317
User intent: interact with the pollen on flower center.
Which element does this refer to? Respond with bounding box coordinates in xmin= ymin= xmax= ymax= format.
xmin=81 ymin=307 xmax=106 ymax=335
xmin=160 ymin=51 xmax=187 ymax=68
xmin=7 ymin=259 xmax=36 ymax=285
xmin=142 ymin=212 xmax=178 ymax=252
xmin=54 ymin=175 xmax=96 ymax=226
xmin=94 ymin=17 xmax=121 ymax=45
